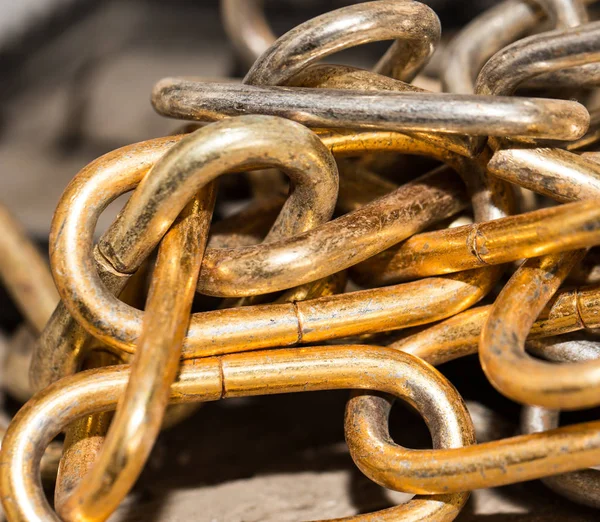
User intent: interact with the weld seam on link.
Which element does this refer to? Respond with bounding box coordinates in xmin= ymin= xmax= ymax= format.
xmin=292 ymin=301 xmax=304 ymax=344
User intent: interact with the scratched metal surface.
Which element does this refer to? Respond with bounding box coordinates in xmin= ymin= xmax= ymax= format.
xmin=0 ymin=1 xmax=598 ymax=520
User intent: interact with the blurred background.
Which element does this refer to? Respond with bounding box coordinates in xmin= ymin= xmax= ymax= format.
xmin=1 ymin=1 xmax=599 ymax=520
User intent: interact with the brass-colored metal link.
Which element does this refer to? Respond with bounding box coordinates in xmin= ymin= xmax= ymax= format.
xmin=479 ymin=250 xmax=599 ymax=409
xmin=2 ymin=0 xmax=600 ymax=519
xmin=345 ymin=385 xmax=600 ymax=494
xmin=33 ymin=117 xmax=340 ymax=389
xmin=57 ymin=186 xmax=216 ymax=522
xmin=2 ymin=346 xmax=475 ymax=522
xmin=521 ymin=334 xmax=600 ymax=508
xmin=34 ymin=131 xmax=472 ymax=386
xmin=353 ymin=199 xmax=600 ymax=286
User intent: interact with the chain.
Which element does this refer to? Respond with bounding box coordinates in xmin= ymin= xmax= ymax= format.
xmin=1 ymin=0 xmax=600 ymax=520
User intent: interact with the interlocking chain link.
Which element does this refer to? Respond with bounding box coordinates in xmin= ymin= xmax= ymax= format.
xmin=1 ymin=0 xmax=600 ymax=520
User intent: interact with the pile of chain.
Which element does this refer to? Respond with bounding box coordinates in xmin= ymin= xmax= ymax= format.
xmin=2 ymin=0 xmax=600 ymax=520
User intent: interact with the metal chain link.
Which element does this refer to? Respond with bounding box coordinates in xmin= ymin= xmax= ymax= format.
xmin=1 ymin=0 xmax=600 ymax=520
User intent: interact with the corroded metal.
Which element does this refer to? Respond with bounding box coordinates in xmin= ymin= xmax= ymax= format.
xmin=223 ymin=0 xmax=441 ymax=82
xmin=152 ymin=79 xmax=588 ymax=141
xmin=57 ymin=186 xmax=216 ymax=521
xmin=521 ymin=335 xmax=600 ymax=508
xmin=1 ymin=0 xmax=600 ymax=520
xmin=345 ymin=384 xmax=600 ymax=493
xmin=479 ymin=250 xmax=597 ymax=409
xmin=2 ymin=345 xmax=475 ymax=522
xmin=353 ymin=199 xmax=600 ymax=286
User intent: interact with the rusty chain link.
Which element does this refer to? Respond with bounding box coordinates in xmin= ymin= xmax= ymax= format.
xmin=1 ymin=0 xmax=600 ymax=520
